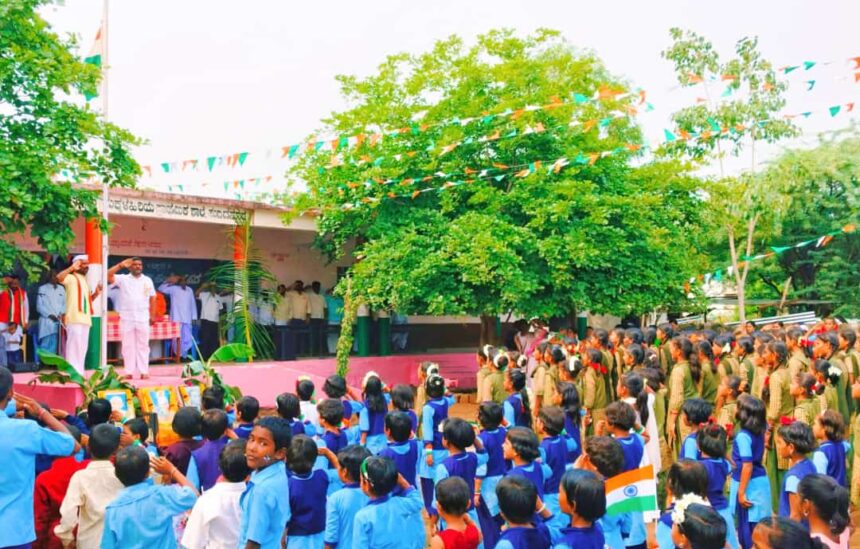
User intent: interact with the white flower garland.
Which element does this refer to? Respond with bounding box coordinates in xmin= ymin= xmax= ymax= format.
xmin=671 ymin=493 xmax=711 ymax=526
xmin=828 ymin=365 xmax=842 ymax=378
xmin=362 ymin=370 xmax=379 ymax=390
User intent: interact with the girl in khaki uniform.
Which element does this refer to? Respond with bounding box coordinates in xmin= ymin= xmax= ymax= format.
xmin=667 ymin=336 xmax=701 ymax=457
xmin=734 ymin=336 xmax=756 ymax=393
xmin=475 ymin=345 xmax=494 ymax=402
xmin=713 ymin=335 xmax=738 ymax=379
xmin=763 ymin=340 xmax=794 ymax=508
xmin=790 ymin=372 xmax=821 ymax=425
xmin=582 ymin=348 xmax=609 ymax=435
xmin=696 ymin=340 xmax=719 ymax=406
xmin=786 ymin=327 xmax=810 ymax=379
xmin=530 ymin=341 xmax=551 ymax=417
xmin=481 ymin=350 xmax=509 ymax=404
xmin=715 ymin=375 xmax=743 ymax=448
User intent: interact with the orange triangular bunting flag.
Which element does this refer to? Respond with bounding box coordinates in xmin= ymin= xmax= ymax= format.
xmin=411 ymin=190 xmax=421 ymax=199
xmin=588 ymin=153 xmax=599 ymax=165
xmin=686 ymin=73 xmax=703 ymax=84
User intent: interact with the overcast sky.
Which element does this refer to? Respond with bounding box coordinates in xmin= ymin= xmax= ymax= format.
xmin=42 ymin=0 xmax=859 ymax=199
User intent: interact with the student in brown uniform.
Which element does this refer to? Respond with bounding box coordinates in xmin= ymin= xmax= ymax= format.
xmin=790 ymin=373 xmax=821 ymax=425
xmin=813 ymin=332 xmax=849 ymax=425
xmin=734 ymin=336 xmax=756 ymax=393
xmin=481 ymin=350 xmax=509 ymax=405
xmin=712 ymin=334 xmax=738 ymax=379
xmin=696 ymin=340 xmax=719 ymax=406
xmin=582 ymin=348 xmax=609 ymax=435
xmin=666 ymin=336 xmax=701 ymax=457
xmin=786 ymin=327 xmax=811 ymax=379
xmin=763 ymin=339 xmax=794 ymax=508
xmin=656 ymin=323 xmax=675 ymax=376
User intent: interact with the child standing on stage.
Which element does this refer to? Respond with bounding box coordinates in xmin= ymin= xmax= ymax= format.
xmin=503 ymin=368 xmax=531 ymax=428
xmin=775 ymin=420 xmax=817 ymax=521
xmin=729 ymin=394 xmax=771 ymax=547
xmin=431 ymin=477 xmax=482 ymax=549
xmin=697 ymin=423 xmax=739 ymax=549
xmin=812 ymin=410 xmax=849 ymax=486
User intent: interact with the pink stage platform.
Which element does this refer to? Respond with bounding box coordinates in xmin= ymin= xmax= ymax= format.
xmin=12 ymin=353 xmax=478 ymax=411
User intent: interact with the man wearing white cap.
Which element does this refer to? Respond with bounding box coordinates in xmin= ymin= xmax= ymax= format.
xmin=108 ymin=257 xmax=156 ymax=379
xmin=56 ymin=256 xmax=102 ymax=375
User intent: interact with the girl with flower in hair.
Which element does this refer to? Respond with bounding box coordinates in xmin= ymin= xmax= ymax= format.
xmin=670 ymin=499 xmax=727 ymax=549
xmin=813 ymin=333 xmax=850 ymax=424
xmin=475 ymin=345 xmax=494 ymax=403
xmin=481 ymin=350 xmax=509 ymax=405
xmin=656 ymin=460 xmax=708 ymax=548
xmin=791 ymin=373 xmax=822 ymax=425
xmin=813 ymin=359 xmax=845 ymax=422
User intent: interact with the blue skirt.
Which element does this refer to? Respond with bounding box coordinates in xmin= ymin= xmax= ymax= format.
xmin=286 ymin=532 xmax=324 ymax=549
xmin=480 ymin=474 xmax=503 ymax=516
xmin=656 ymin=520 xmax=673 ymax=549
xmin=718 ymin=505 xmax=740 ymax=549
xmin=418 ymin=448 xmax=449 ymax=478
xmin=364 ymin=433 xmax=387 ymax=455
xmin=728 ymin=476 xmax=772 ymax=523
xmin=543 ymin=492 xmax=569 ymax=532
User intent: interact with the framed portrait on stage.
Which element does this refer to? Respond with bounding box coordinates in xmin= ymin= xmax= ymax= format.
xmin=97 ymin=389 xmax=135 ymax=422
xmin=139 ymin=386 xmax=179 ymax=423
xmin=179 ymin=384 xmax=202 ymax=409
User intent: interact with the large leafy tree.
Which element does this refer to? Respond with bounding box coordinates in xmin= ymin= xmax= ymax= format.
xmin=291 ymin=29 xmax=705 ymax=337
xmin=662 ymin=29 xmax=799 ymax=322
xmin=0 ymin=0 xmax=139 ymax=275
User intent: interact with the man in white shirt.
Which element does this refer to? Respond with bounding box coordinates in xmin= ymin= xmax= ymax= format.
xmin=196 ymin=282 xmax=223 ymax=360
xmin=36 ymin=271 xmax=65 ymax=355
xmin=306 ymin=281 xmax=327 ymax=357
xmin=285 ymin=280 xmax=309 ymax=359
xmin=107 ymin=258 xmax=156 ymax=379
xmin=158 ymin=275 xmax=198 ymax=359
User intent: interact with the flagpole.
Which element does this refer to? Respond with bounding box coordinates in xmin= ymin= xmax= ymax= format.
xmin=100 ymin=0 xmax=110 ymax=368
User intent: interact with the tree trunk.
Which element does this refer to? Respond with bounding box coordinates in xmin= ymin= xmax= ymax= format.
xmin=479 ymin=314 xmax=497 ymax=347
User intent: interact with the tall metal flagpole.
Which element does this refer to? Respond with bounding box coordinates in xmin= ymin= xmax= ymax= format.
xmin=100 ymin=0 xmax=110 ymax=368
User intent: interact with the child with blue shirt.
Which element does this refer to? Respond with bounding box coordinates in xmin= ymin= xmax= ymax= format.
xmin=379 ymin=411 xmax=420 ymax=489
xmin=238 ymin=416 xmax=292 ymax=549
xmin=474 ymin=402 xmax=508 ymax=549
xmin=552 ymin=469 xmax=606 ymax=549
xmin=283 ymin=435 xmax=329 ymax=548
xmin=811 ymin=409 xmax=850 ymax=487
xmin=729 ymin=394 xmax=772 ymax=547
xmin=277 ymin=392 xmax=315 ymax=437
xmin=775 ymin=420 xmax=818 ymax=521
xmin=187 ymin=409 xmax=231 ymax=491
xmin=656 ymin=460 xmax=708 ymax=549
xmin=360 ymin=373 xmax=390 ymax=455
xmin=575 ymin=436 xmax=628 ymax=549
xmin=503 ymin=368 xmax=531 ymax=428
xmin=317 ymin=398 xmax=349 ymax=463
xmin=352 ymin=456 xmax=426 ymax=549
xmin=555 ymin=382 xmax=582 ymax=464
xmin=503 ymin=427 xmax=552 ymax=500
xmin=420 ymin=374 xmax=455 ymax=511
xmin=234 ymin=396 xmax=260 ymax=439
xmin=696 ymin=423 xmax=739 ymax=549
xmin=669 ymin=501 xmax=727 ymax=549
xmin=390 ymin=384 xmax=418 ymax=435
xmin=536 ymin=406 xmax=574 ymax=529
xmin=323 ymin=444 xmax=372 ymax=549
xmin=494 ymin=475 xmax=551 ymax=549
xmin=679 ymin=398 xmax=712 ymax=461
xmin=322 ymin=375 xmax=364 ymax=443
xmin=101 ymin=446 xmax=198 ymax=548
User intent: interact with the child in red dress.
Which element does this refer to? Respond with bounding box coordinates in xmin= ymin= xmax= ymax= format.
xmin=431 ymin=476 xmax=482 ymax=549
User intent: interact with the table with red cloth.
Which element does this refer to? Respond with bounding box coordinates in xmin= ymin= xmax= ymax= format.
xmin=60 ymin=314 xmax=182 ymax=363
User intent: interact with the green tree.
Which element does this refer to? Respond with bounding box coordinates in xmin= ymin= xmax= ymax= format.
xmin=662 ymin=29 xmax=798 ymax=322
xmin=0 ymin=0 xmax=139 ymax=275
xmin=290 ymin=29 xmax=706 ymax=341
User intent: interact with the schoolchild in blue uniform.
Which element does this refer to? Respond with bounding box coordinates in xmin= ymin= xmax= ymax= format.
xmin=811 ymin=409 xmax=850 ymax=486
xmin=494 ymin=475 xmax=551 ymax=549
xmin=679 ymin=398 xmax=712 ymax=461
xmin=432 ymin=417 xmax=488 ymax=547
xmin=503 ymin=427 xmax=552 ymax=500
xmin=536 ymin=406 xmax=575 ymax=530
xmin=186 ymin=408 xmax=231 ymax=492
xmin=728 ymin=394 xmax=772 ymax=548
xmin=556 ymin=382 xmax=582 ymax=464
xmin=670 ymin=502 xmax=728 ymax=549
xmin=284 ymin=435 xmax=329 ymax=549
xmin=420 ymin=374 xmax=455 ymax=511
xmin=316 ymin=399 xmax=349 ymax=460
xmin=550 ymin=469 xmax=606 ymax=549
xmin=238 ymin=416 xmax=292 ymax=549
xmin=775 ymin=420 xmax=818 ymax=520
xmin=697 ymin=423 xmax=739 ymax=549
xmin=379 ymin=411 xmax=421 ymax=489
xmin=360 ymin=373 xmax=390 ymax=455
xmin=390 ymin=384 xmax=418 ymax=435
xmin=322 ymin=374 xmax=364 ymax=444
xmin=475 ymin=402 xmax=508 ymax=549
xmin=276 ymin=392 xmax=315 ymax=437
xmin=502 ymin=368 xmax=531 ymax=428
xmin=352 ymin=456 xmax=426 ymax=549
xmin=323 ymin=444 xmax=372 ymax=549
xmin=656 ymin=460 xmax=708 ymax=549
xmin=575 ymin=436 xmax=628 ymax=549
xmin=234 ymin=396 xmax=259 ymax=439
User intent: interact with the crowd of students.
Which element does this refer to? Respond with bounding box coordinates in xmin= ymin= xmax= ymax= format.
xmin=0 ymin=317 xmax=858 ymax=549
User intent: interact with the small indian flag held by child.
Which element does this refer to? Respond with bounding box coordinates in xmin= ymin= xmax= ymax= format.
xmin=83 ymin=22 xmax=104 ymax=100
xmin=605 ymin=464 xmax=659 ymax=516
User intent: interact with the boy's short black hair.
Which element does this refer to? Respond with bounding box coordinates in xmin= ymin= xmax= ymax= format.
xmin=0 ymin=366 xmax=12 ymax=401
xmin=442 ymin=417 xmax=475 ymax=451
xmin=435 ymin=476 xmax=471 ymax=516
xmin=220 ymin=440 xmax=251 ymax=482
xmin=667 ymin=460 xmax=708 ymax=498
xmin=478 ymin=401 xmax=503 ymax=430
xmin=604 ymin=401 xmax=637 ymax=431
xmin=362 ymin=456 xmax=398 ymax=497
xmin=89 ymin=423 xmax=121 ymax=459
xmin=201 ymin=386 xmax=225 ymax=410
xmin=254 ymin=416 xmax=292 ymax=451
xmin=236 ymin=396 xmax=259 ymax=423
xmin=124 ymin=418 xmax=149 ymax=441
xmin=86 ymin=398 xmax=112 ymax=427
xmin=114 ymin=445 xmax=151 ymax=487
xmin=287 ymin=434 xmax=318 ymax=475
xmin=390 ymin=384 xmax=414 ymax=411
xmin=172 ymin=406 xmax=203 ymax=439
xmin=777 ymin=421 xmax=817 ymax=455
xmin=538 ymin=406 xmax=565 ymax=437
xmin=506 ymin=426 xmax=540 ymax=461
xmin=296 ymin=379 xmax=315 ymax=401
xmin=496 ymin=475 xmax=537 ymax=524
xmin=323 ymin=375 xmax=347 ymax=399
xmin=681 ymin=398 xmax=713 ymax=426
xmin=317 ymin=398 xmax=344 ymax=426
xmin=384 ymin=411 xmax=412 ymax=443
xmin=201 ymin=409 xmax=228 ymax=441
xmin=560 ymin=469 xmax=606 ymax=522
xmin=337 ymin=444 xmax=371 ymax=482
xmin=584 ymin=436 xmax=624 ymax=478
xmin=275 ymin=392 xmax=301 ymax=420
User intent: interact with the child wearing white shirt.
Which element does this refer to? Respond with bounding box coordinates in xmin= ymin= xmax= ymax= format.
xmin=3 ymin=322 xmax=23 ymax=364
xmin=181 ymin=439 xmax=250 ymax=549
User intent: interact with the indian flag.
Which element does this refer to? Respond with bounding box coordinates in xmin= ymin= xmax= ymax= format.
xmin=83 ymin=22 xmax=104 ymax=100
xmin=605 ymin=464 xmax=659 ymax=516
